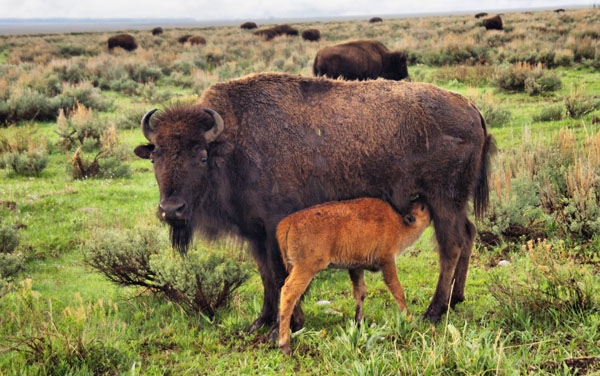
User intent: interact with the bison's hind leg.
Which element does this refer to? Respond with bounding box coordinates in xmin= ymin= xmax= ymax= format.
xmin=450 ymin=216 xmax=476 ymax=308
xmin=424 ymin=208 xmax=470 ymax=322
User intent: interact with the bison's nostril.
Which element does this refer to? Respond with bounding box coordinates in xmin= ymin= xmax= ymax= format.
xmin=159 ymin=201 xmax=187 ymax=220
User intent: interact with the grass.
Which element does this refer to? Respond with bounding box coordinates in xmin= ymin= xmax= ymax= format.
xmin=1 ymin=7 xmax=600 ymax=375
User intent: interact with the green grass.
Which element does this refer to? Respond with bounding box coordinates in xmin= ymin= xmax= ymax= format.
xmin=2 ymin=9 xmax=600 ymax=375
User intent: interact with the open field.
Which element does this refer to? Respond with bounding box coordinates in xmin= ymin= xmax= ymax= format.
xmin=1 ymin=8 xmax=600 ymax=375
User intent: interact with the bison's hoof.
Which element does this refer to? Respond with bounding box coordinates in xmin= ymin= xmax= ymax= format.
xmin=268 ymin=325 xmax=279 ymax=343
xmin=450 ymin=295 xmax=465 ymax=309
xmin=247 ymin=314 xmax=275 ymax=334
xmin=423 ymin=304 xmax=448 ymax=322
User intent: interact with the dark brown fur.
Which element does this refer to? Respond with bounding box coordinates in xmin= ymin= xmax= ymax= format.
xmin=152 ymin=27 xmax=163 ymax=36
xmin=369 ymin=17 xmax=383 ymax=23
xmin=188 ymin=36 xmax=206 ymax=46
xmin=277 ymin=198 xmax=430 ymax=354
xmin=177 ymin=34 xmax=192 ymax=44
xmin=313 ymin=40 xmax=408 ymax=81
xmin=240 ymin=22 xmax=258 ymax=29
xmin=474 ymin=12 xmax=488 ymax=18
xmin=133 ymin=73 xmax=494 ymax=333
xmin=484 ymin=15 xmax=503 ymax=30
xmin=302 ymin=29 xmax=321 ymax=42
xmin=554 ymin=8 xmax=565 ymax=13
xmin=254 ymin=25 xmax=298 ymax=40
xmin=107 ymin=34 xmax=137 ymax=51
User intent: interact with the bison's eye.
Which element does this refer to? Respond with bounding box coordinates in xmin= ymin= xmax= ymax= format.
xmin=198 ymin=149 xmax=208 ymax=164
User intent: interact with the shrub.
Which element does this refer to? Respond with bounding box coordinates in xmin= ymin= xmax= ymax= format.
xmin=0 ymin=218 xmax=23 ymax=283
xmin=489 ymin=239 xmax=599 ymax=328
xmin=533 ymin=103 xmax=565 ymax=121
xmin=0 ymin=280 xmax=130 ymax=374
xmin=553 ymin=49 xmax=574 ymax=67
xmin=85 ymin=225 xmax=251 ymax=317
xmin=564 ymin=87 xmax=600 ymax=118
xmin=524 ymin=70 xmax=562 ymax=95
xmin=0 ymin=149 xmax=49 ymax=177
xmin=56 ymin=104 xmax=104 ymax=151
xmin=496 ymin=63 xmax=562 ymax=94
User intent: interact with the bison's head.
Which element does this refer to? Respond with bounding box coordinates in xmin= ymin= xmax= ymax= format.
xmin=134 ymin=105 xmax=225 ymax=252
xmin=385 ymin=52 xmax=409 ymax=81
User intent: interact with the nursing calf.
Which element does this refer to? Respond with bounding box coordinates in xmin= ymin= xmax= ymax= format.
xmin=276 ymin=198 xmax=430 ymax=355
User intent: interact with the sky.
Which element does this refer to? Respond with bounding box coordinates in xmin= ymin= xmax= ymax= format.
xmin=0 ymin=0 xmax=592 ymax=20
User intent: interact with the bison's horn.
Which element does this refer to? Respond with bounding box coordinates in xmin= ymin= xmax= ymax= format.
xmin=202 ymin=108 xmax=224 ymax=143
xmin=141 ymin=109 xmax=158 ymax=142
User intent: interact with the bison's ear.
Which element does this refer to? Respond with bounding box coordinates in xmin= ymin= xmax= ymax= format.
xmin=134 ymin=144 xmax=154 ymax=159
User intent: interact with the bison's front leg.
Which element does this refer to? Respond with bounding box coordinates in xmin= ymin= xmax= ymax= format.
xmin=423 ymin=212 xmax=464 ymax=322
xmin=247 ymin=237 xmax=305 ymax=334
xmin=247 ymin=239 xmax=278 ymax=333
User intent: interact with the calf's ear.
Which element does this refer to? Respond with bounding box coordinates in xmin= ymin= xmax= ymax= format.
xmin=134 ymin=144 xmax=154 ymax=159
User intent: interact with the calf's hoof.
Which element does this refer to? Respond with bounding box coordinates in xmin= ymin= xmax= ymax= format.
xmin=280 ymin=343 xmax=292 ymax=356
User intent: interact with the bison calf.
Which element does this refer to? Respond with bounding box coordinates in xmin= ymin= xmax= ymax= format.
xmin=276 ymin=198 xmax=430 ymax=355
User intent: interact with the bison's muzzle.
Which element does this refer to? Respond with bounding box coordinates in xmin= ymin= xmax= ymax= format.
xmin=159 ymin=199 xmax=189 ymax=223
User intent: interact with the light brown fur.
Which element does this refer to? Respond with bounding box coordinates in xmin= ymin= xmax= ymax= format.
xmin=276 ymin=198 xmax=430 ymax=355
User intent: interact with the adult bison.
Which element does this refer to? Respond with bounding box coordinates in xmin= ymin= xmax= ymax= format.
xmin=152 ymin=27 xmax=163 ymax=35
xmin=369 ymin=17 xmax=383 ymax=23
xmin=474 ymin=12 xmax=488 ymax=19
xmin=133 ymin=73 xmax=494 ymax=336
xmin=254 ymin=25 xmax=298 ymax=40
xmin=177 ymin=34 xmax=192 ymax=44
xmin=313 ymin=40 xmax=409 ymax=81
xmin=484 ymin=15 xmax=503 ymax=30
xmin=302 ymin=29 xmax=321 ymax=41
xmin=188 ymin=36 xmax=206 ymax=45
xmin=107 ymin=34 xmax=137 ymax=51
xmin=240 ymin=22 xmax=258 ymax=30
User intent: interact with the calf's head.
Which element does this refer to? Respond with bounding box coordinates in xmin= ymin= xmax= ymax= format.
xmin=133 ymin=105 xmax=224 ymax=252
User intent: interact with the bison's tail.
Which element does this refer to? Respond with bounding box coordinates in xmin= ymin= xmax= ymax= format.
xmin=276 ymin=220 xmax=292 ymax=272
xmin=312 ymin=55 xmax=320 ymax=76
xmin=473 ymin=112 xmax=497 ymax=219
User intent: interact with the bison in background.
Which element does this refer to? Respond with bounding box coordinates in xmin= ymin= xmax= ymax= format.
xmin=107 ymin=34 xmax=137 ymax=51
xmin=240 ymin=22 xmax=258 ymax=29
xmin=475 ymin=12 xmax=488 ymax=18
xmin=177 ymin=34 xmax=192 ymax=44
xmin=484 ymin=15 xmax=503 ymax=30
xmin=302 ymin=29 xmax=321 ymax=41
xmin=133 ymin=72 xmax=494 ymax=338
xmin=254 ymin=25 xmax=299 ymax=40
xmin=554 ymin=8 xmax=565 ymax=13
xmin=152 ymin=27 xmax=163 ymax=35
xmin=188 ymin=36 xmax=206 ymax=45
xmin=369 ymin=17 xmax=383 ymax=23
xmin=313 ymin=40 xmax=409 ymax=81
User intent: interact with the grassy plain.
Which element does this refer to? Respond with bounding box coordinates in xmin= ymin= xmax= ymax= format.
xmin=1 ymin=8 xmax=600 ymax=375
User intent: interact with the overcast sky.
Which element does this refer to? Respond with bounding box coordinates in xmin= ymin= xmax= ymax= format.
xmin=0 ymin=0 xmax=592 ymax=20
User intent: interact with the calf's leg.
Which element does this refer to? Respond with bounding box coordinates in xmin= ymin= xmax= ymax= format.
xmin=380 ymin=260 xmax=409 ymax=314
xmin=279 ymin=267 xmax=315 ymax=355
xmin=348 ymin=269 xmax=367 ymax=325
